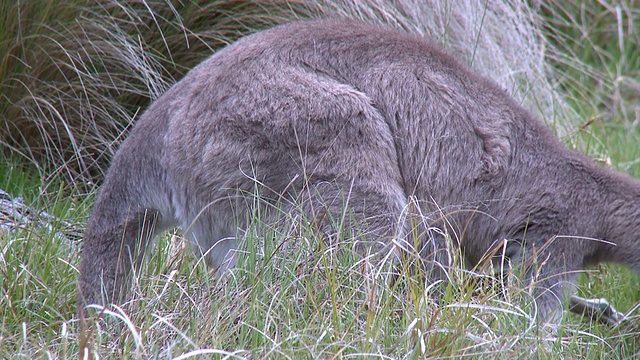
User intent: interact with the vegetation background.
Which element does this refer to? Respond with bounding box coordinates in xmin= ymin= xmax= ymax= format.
xmin=0 ymin=0 xmax=639 ymax=358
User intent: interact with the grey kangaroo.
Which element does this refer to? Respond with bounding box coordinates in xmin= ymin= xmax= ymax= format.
xmin=77 ymin=18 xmax=640 ymax=324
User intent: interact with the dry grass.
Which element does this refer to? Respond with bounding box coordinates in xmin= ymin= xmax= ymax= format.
xmin=3 ymin=0 xmax=578 ymax=186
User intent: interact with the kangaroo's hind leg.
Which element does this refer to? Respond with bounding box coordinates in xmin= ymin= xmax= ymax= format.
xmin=177 ymin=68 xmax=413 ymax=273
xmin=252 ymin=69 xmax=413 ymax=261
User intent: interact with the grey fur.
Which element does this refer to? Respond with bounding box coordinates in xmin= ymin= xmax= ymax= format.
xmin=77 ymin=19 xmax=640 ymax=323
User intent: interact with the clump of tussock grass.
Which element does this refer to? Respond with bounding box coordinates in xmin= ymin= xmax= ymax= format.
xmin=538 ymin=0 xmax=640 ymax=169
xmin=2 ymin=0 xmax=578 ymax=187
xmin=1 ymin=0 xmax=315 ymax=185
xmin=540 ymin=1 xmax=639 ymax=125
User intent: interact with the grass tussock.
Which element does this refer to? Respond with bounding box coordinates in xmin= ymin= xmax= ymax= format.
xmin=542 ymin=1 xmax=640 ymax=124
xmin=1 ymin=0 xmax=312 ymax=185
xmin=539 ymin=1 xmax=640 ymax=169
xmin=3 ymin=0 xmax=581 ymax=186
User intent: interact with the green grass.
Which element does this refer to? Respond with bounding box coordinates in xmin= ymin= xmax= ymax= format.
xmin=1 ymin=0 xmax=640 ymax=358
xmin=0 ymin=159 xmax=85 ymax=358
xmin=2 ymin=160 xmax=640 ymax=358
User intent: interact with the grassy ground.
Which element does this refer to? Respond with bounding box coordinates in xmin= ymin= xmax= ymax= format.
xmin=2 ymin=162 xmax=640 ymax=358
xmin=1 ymin=0 xmax=640 ymax=358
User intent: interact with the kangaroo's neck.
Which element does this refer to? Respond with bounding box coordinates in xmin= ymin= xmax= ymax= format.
xmin=590 ymin=162 xmax=640 ymax=270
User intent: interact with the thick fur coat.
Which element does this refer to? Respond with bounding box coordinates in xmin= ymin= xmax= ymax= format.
xmin=78 ymin=19 xmax=640 ymax=323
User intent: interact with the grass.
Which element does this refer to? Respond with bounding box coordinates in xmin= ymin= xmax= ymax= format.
xmin=0 ymin=159 xmax=84 ymax=358
xmin=1 ymin=0 xmax=640 ymax=358
xmin=2 ymin=203 xmax=639 ymax=358
xmin=2 ymin=167 xmax=640 ymax=359
xmin=0 ymin=0 xmax=316 ymax=184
